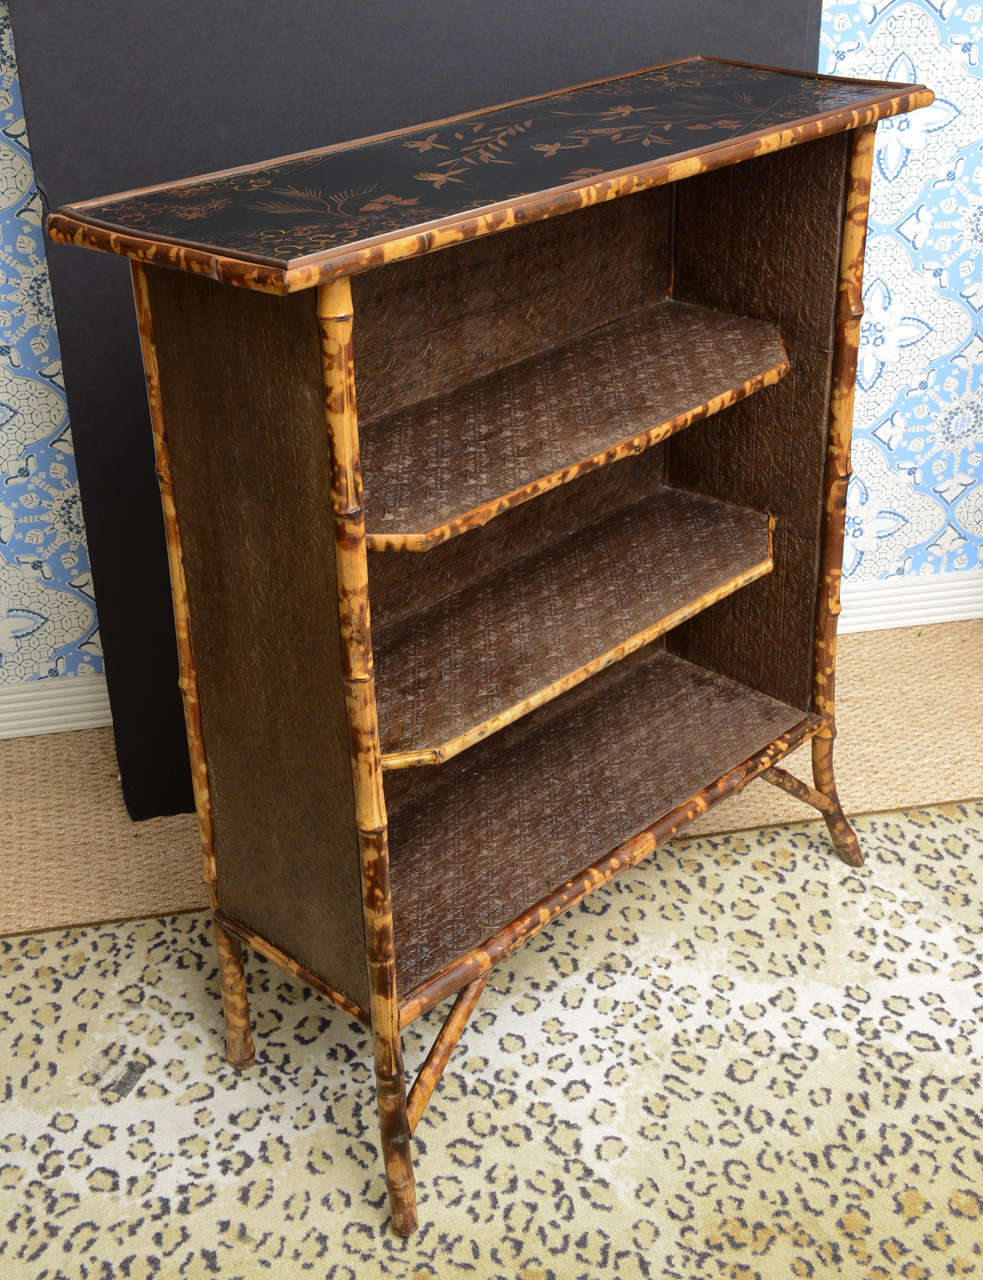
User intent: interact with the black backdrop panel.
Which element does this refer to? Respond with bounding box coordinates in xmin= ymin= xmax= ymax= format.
xmin=10 ymin=1 xmax=821 ymax=818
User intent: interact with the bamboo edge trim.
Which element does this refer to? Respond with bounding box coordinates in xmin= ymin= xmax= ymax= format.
xmin=365 ymin=353 xmax=789 ymax=552
xmin=405 ymin=973 xmax=491 ymax=1134
xmin=49 ymin=89 xmax=931 ymax=295
xmin=381 ymin=542 xmax=775 ymax=771
xmin=212 ymin=909 xmax=371 ymax=1026
xmin=130 ymin=263 xmax=218 ymax=902
xmin=398 ymin=712 xmax=824 ymax=1026
xmin=318 ymin=278 xmax=417 ymax=1235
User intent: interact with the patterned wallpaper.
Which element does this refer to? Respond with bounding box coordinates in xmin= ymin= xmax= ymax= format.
xmin=0 ymin=7 xmax=979 ymax=693
xmin=0 ymin=2 xmax=98 ymax=687
xmin=821 ymin=0 xmax=983 ymax=579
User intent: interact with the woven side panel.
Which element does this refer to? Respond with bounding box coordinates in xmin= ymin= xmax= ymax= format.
xmin=351 ymin=187 xmax=671 ymax=422
xmin=147 ymin=270 xmax=368 ymax=1009
xmin=388 ymin=648 xmax=807 ymax=991
xmin=369 ymin=444 xmax=666 ymax=629
xmin=668 ymin=134 xmax=850 ymax=710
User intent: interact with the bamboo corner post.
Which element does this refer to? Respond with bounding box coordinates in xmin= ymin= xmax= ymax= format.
xmin=55 ymin=60 xmax=932 ymax=1235
xmin=318 ymin=277 xmax=417 ymax=1235
xmin=810 ymin=122 xmax=877 ymax=871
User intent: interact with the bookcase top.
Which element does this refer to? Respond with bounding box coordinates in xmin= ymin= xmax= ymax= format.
xmin=49 ymin=56 xmax=931 ymax=295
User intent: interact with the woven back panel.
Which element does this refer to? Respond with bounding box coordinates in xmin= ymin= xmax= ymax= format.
xmin=369 ymin=444 xmax=666 ymax=628
xmin=147 ymin=270 xmax=369 ymax=1009
xmin=667 ymin=133 xmax=850 ymax=711
xmin=350 ymin=186 xmax=672 ymax=423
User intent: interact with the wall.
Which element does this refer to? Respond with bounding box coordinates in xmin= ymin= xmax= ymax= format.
xmin=0 ymin=3 xmax=978 ymax=738
xmin=821 ymin=0 xmax=983 ymax=605
xmin=0 ymin=1 xmax=105 ymax=731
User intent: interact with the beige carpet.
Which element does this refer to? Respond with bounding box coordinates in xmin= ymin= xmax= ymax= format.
xmin=1 ymin=620 xmax=979 ymax=936
xmin=1 ymin=801 xmax=981 ymax=1278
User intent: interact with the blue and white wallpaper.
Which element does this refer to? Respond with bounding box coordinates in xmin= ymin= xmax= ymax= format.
xmin=821 ymin=0 xmax=983 ymax=579
xmin=0 ymin=5 xmax=978 ymax=693
xmin=0 ymin=2 xmax=99 ymax=686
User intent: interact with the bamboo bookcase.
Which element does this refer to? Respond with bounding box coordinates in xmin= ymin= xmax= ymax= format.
xmin=50 ymin=56 xmax=932 ymax=1234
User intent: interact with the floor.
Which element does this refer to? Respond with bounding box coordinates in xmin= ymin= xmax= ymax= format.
xmin=2 ymin=619 xmax=981 ymax=937
xmin=2 ymin=800 xmax=981 ymax=1279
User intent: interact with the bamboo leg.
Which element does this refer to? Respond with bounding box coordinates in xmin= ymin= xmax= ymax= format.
xmin=760 ymin=759 xmax=861 ymax=866
xmin=812 ymin=732 xmax=863 ymax=867
xmin=809 ymin=124 xmax=876 ymax=870
xmin=319 ymin=277 xmax=417 ymax=1236
xmin=407 ymin=973 xmax=489 ymax=1134
xmin=213 ymin=921 xmax=255 ymax=1067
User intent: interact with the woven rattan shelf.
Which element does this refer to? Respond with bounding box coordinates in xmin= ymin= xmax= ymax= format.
xmin=388 ymin=647 xmax=821 ymax=996
xmin=52 ymin=54 xmax=932 ymax=1235
xmin=360 ymin=300 xmax=788 ymax=551
xmin=375 ymin=486 xmax=773 ymax=766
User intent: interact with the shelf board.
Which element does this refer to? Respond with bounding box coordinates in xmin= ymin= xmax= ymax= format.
xmin=361 ymin=299 xmax=787 ymax=551
xmin=388 ymin=648 xmax=821 ymax=995
xmin=375 ymin=486 xmax=773 ymax=768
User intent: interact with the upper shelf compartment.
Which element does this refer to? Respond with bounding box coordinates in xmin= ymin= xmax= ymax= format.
xmin=361 ymin=299 xmax=787 ymax=551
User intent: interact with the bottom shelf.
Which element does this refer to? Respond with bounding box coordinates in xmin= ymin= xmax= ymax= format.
xmin=389 ymin=649 xmax=820 ymax=1000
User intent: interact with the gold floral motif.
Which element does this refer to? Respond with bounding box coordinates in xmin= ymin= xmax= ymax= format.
xmin=68 ymin=63 xmax=900 ymax=263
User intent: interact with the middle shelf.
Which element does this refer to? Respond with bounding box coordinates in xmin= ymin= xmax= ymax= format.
xmin=360 ymin=298 xmax=788 ymax=551
xmin=374 ymin=486 xmax=774 ymax=768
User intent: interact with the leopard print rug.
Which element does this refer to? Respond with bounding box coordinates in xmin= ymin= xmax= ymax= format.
xmin=2 ymin=801 xmax=981 ymax=1279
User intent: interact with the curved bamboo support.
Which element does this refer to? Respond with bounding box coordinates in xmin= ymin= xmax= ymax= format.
xmin=132 ymin=262 xmax=255 ymax=1063
xmin=407 ymin=974 xmax=490 ymax=1134
xmin=810 ymin=123 xmax=876 ymax=870
xmin=318 ymin=277 xmax=417 ymax=1236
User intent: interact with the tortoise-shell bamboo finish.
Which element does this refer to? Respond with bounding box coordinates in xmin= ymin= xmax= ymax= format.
xmin=52 ymin=57 xmax=931 ymax=1236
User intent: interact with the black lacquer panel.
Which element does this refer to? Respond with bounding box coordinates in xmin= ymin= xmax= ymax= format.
xmin=65 ymin=59 xmax=897 ymax=268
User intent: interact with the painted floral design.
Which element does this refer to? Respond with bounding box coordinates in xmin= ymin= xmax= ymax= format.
xmin=66 ymin=60 xmax=911 ymax=263
xmin=858 ymin=274 xmax=933 ymax=390
xmin=822 ymin=0 xmax=983 ymax=578
xmin=0 ymin=0 xmax=98 ymax=683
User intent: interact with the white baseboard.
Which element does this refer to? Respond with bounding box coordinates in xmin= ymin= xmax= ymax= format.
xmin=840 ymin=569 xmax=983 ymax=634
xmin=0 ymin=673 xmax=113 ymax=739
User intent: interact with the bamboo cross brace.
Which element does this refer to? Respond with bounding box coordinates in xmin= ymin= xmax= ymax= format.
xmin=406 ymin=973 xmax=491 ymax=1134
xmin=760 ymin=766 xmax=837 ymax=817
